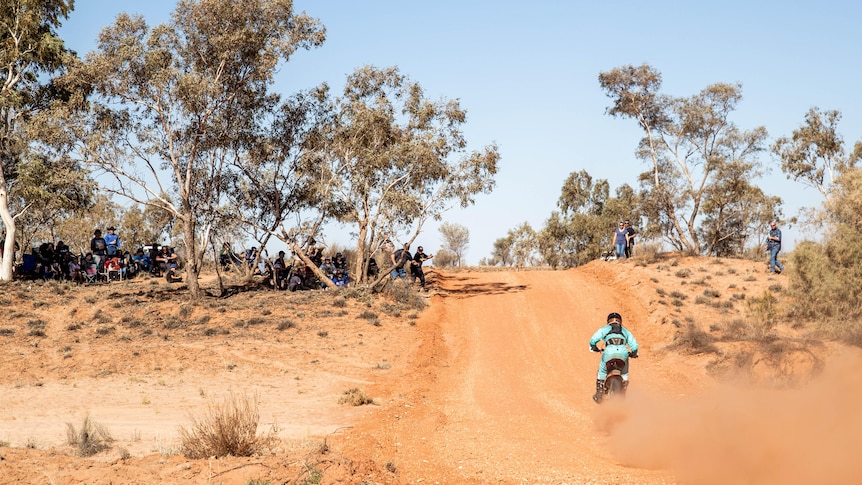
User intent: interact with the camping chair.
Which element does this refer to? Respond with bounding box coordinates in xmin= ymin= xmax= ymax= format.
xmin=83 ymin=265 xmax=99 ymax=284
xmin=103 ymin=256 xmax=123 ymax=282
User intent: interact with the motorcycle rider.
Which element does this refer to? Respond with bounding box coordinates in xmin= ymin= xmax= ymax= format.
xmin=589 ymin=312 xmax=639 ymax=403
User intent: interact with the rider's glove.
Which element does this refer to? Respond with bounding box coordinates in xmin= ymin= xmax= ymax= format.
xmin=590 ymin=345 xmax=600 ymax=353
xmin=628 ymin=351 xmax=638 ymax=358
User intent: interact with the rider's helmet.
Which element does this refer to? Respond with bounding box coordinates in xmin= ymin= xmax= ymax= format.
xmin=607 ymin=312 xmax=623 ymax=335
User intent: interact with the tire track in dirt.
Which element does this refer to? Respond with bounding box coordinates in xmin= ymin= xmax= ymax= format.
xmin=343 ymin=269 xmax=676 ymax=484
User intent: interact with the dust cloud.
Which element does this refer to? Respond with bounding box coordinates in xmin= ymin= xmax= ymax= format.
xmin=600 ymin=353 xmax=862 ymax=485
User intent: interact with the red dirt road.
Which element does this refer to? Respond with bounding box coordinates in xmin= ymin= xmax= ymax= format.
xmin=341 ymin=267 xmax=677 ymax=484
xmin=3 ymin=260 xmax=862 ymax=484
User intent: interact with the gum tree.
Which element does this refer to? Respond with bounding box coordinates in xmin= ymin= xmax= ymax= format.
xmin=70 ymin=0 xmax=325 ymax=298
xmin=0 ymin=0 xmax=81 ymax=280
xmin=599 ymin=64 xmax=775 ymax=254
xmin=319 ymin=66 xmax=499 ymax=285
xmin=772 ymin=107 xmax=861 ymax=199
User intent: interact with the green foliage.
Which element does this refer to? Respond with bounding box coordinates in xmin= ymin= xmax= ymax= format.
xmin=0 ymin=0 xmax=81 ymax=280
xmin=321 ymin=65 xmax=499 ymax=283
xmin=70 ymin=0 xmax=326 ymax=298
xmin=438 ymin=222 xmax=469 ymax=266
xmin=772 ymin=107 xmax=858 ymax=197
xmin=536 ymin=170 xmax=639 ymax=268
xmin=599 ymin=64 xmax=776 ymax=255
xmin=787 ymin=168 xmax=862 ymax=322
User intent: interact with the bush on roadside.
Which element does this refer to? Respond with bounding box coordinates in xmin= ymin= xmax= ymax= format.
xmin=179 ymin=393 xmax=278 ymax=459
xmin=66 ymin=415 xmax=113 ymax=457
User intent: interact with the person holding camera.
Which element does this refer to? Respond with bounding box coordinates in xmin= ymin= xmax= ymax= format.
xmin=411 ymin=245 xmax=433 ymax=290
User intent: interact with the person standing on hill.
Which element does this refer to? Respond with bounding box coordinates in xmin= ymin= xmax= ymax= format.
xmin=612 ymin=221 xmax=627 ymax=260
xmin=391 ymin=244 xmax=412 ymax=280
xmin=104 ymin=226 xmax=121 ymax=256
xmin=411 ymin=245 xmax=433 ymax=290
xmin=90 ymin=229 xmax=108 ymax=271
xmin=766 ymin=220 xmax=785 ymax=274
xmin=624 ymin=220 xmax=637 ymax=258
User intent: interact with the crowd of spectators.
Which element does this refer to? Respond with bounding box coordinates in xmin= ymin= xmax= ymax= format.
xmin=11 ymin=228 xmax=432 ymax=291
xmin=12 ymin=227 xmax=183 ymax=284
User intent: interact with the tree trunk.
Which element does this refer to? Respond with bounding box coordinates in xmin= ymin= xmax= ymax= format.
xmin=353 ymin=224 xmax=369 ymax=284
xmin=0 ymin=184 xmax=16 ymax=281
xmin=288 ymin=240 xmax=337 ymax=290
xmin=181 ymin=214 xmax=202 ymax=299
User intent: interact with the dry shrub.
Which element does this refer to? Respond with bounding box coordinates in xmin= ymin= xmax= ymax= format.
xmin=668 ymin=322 xmax=718 ymax=354
xmin=338 ymin=387 xmax=373 ymax=406
xmin=179 ymin=393 xmax=278 ymax=459
xmin=634 ymin=242 xmax=662 ymax=264
xmin=745 ymin=291 xmax=779 ymax=339
xmin=66 ymin=415 xmax=113 ymax=456
xmin=383 ymin=279 xmax=426 ymax=310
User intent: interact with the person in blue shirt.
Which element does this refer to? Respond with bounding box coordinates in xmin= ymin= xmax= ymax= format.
xmin=589 ymin=312 xmax=639 ymax=403
xmin=766 ymin=220 xmax=784 ymax=274
xmin=612 ymin=222 xmax=628 ymax=260
xmin=331 ymin=269 xmax=349 ymax=288
xmin=104 ymin=226 xmax=121 ymax=256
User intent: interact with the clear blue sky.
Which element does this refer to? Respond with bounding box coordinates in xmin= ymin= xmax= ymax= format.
xmin=60 ymin=1 xmax=861 ymax=263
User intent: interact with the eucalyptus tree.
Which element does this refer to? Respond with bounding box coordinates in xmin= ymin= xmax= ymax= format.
xmin=438 ymin=222 xmax=469 ymax=267
xmin=320 ymin=65 xmax=499 ymax=284
xmin=599 ymin=64 xmax=774 ymax=254
xmin=538 ymin=170 xmax=638 ymax=268
xmin=772 ymin=107 xmax=861 ymax=199
xmin=70 ymin=0 xmax=325 ymax=298
xmin=0 ymin=0 xmax=84 ymax=280
xmin=226 ymin=86 xmax=340 ymax=289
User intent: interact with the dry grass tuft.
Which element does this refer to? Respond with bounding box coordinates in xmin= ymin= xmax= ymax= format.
xmin=66 ymin=415 xmax=114 ymax=457
xmin=178 ymin=393 xmax=278 ymax=459
xmin=668 ymin=322 xmax=718 ymax=354
xmin=338 ymin=387 xmax=373 ymax=406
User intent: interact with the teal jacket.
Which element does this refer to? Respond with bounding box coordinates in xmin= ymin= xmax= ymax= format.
xmin=590 ymin=324 xmax=638 ymax=360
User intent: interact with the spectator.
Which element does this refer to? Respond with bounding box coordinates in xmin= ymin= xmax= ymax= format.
xmin=56 ymin=241 xmax=72 ymax=279
xmin=411 ymin=245 xmax=433 ymax=290
xmin=104 ymin=226 xmax=121 ymax=256
xmin=68 ymin=254 xmax=83 ymax=284
xmin=309 ymin=247 xmax=324 ymax=268
xmin=332 ymin=268 xmax=349 ymax=288
xmin=624 ymin=220 xmax=637 ymax=258
xmin=132 ymin=248 xmax=150 ymax=274
xmin=104 ymin=255 xmax=123 ymax=281
xmin=288 ymin=271 xmax=306 ymax=292
xmin=82 ymin=252 xmax=99 ymax=281
xmin=391 ymin=244 xmax=412 ymax=280
xmin=90 ymin=229 xmax=108 ymax=271
xmin=245 ymin=247 xmax=260 ymax=273
xmin=273 ymin=250 xmax=289 ymax=290
xmin=156 ymin=246 xmax=181 ymax=282
xmin=765 ymin=220 xmax=785 ymax=274
xmin=333 ymin=252 xmax=347 ymax=273
xmin=612 ymin=221 xmax=627 ymax=260
xmin=319 ymin=257 xmax=336 ymax=280
xmin=366 ymin=257 xmax=379 ymax=279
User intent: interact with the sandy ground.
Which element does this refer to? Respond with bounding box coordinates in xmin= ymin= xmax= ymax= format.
xmin=1 ymin=256 xmax=861 ymax=484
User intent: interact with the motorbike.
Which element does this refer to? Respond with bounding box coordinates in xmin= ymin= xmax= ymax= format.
xmin=601 ymin=357 xmax=628 ymax=400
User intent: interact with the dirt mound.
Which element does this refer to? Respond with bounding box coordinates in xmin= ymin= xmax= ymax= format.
xmin=1 ymin=257 xmax=859 ymax=484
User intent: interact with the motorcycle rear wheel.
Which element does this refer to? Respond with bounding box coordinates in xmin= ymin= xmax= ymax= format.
xmin=605 ymin=376 xmax=625 ymax=399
